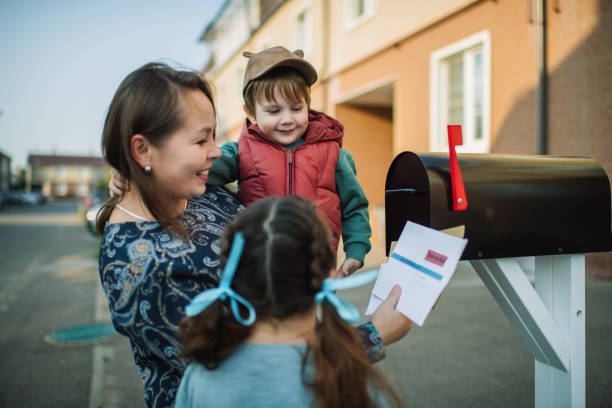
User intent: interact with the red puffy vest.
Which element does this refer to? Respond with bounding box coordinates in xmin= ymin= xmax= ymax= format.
xmin=238 ymin=110 xmax=343 ymax=250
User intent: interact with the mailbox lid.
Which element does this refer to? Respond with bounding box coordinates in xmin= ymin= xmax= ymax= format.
xmin=385 ymin=152 xmax=612 ymax=259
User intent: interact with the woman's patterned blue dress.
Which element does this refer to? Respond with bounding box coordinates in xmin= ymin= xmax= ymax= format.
xmin=98 ymin=186 xmax=384 ymax=408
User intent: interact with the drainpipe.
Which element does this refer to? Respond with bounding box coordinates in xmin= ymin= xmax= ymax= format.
xmin=321 ymin=0 xmax=330 ymax=113
xmin=535 ymin=0 xmax=548 ymax=155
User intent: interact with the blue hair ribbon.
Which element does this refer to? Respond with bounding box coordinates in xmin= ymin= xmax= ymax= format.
xmin=314 ymin=269 xmax=379 ymax=323
xmin=184 ymin=232 xmax=256 ymax=326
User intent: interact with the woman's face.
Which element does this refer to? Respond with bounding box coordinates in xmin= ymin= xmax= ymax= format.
xmin=149 ymin=89 xmax=221 ymax=201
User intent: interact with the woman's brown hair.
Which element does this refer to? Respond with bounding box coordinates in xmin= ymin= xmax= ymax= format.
xmin=96 ymin=62 xmax=215 ymax=236
xmin=179 ymin=196 xmax=401 ymax=407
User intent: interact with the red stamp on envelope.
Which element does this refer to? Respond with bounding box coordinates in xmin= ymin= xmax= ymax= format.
xmin=425 ymin=250 xmax=447 ymax=267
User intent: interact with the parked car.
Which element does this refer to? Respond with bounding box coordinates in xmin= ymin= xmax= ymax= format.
xmin=23 ymin=191 xmax=46 ymax=205
xmin=29 ymin=190 xmax=47 ymax=204
xmin=6 ymin=191 xmax=24 ymax=205
xmin=5 ymin=190 xmax=46 ymax=205
xmin=84 ymin=189 xmax=108 ymax=209
xmin=85 ymin=203 xmax=103 ymax=234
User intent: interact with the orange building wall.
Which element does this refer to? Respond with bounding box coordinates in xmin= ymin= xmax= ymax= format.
xmin=328 ymin=1 xmax=541 ymax=155
xmin=546 ymin=0 xmax=612 ymax=278
xmin=335 ymin=104 xmax=393 ymax=247
xmin=335 ymin=105 xmax=393 ymax=206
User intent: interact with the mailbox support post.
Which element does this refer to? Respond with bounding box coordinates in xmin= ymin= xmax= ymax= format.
xmin=470 ymin=255 xmax=585 ymax=408
xmin=534 ymin=254 xmax=585 ymax=408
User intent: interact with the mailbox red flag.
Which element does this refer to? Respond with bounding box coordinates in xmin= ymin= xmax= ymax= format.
xmin=447 ymin=125 xmax=468 ymax=211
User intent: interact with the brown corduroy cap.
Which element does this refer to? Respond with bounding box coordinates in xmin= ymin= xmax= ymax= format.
xmin=242 ymin=46 xmax=318 ymax=95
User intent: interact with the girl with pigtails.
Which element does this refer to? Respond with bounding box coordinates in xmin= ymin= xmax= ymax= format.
xmin=176 ymin=196 xmax=402 ymax=408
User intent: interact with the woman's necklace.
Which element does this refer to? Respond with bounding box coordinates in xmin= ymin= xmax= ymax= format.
xmin=115 ymin=203 xmax=151 ymax=221
xmin=115 ymin=201 xmax=188 ymax=222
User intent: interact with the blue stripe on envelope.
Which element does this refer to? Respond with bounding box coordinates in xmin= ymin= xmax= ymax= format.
xmin=391 ymin=253 xmax=443 ymax=281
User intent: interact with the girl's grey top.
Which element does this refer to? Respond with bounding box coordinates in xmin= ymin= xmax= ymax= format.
xmin=174 ymin=344 xmax=314 ymax=408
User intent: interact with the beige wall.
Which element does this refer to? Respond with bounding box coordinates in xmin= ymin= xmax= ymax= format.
xmin=327 ymin=0 xmax=476 ymax=75
xmin=210 ymin=0 xmax=475 ymax=142
xmin=211 ymin=0 xmax=328 ymax=142
xmin=327 ymin=0 xmax=539 ymax=155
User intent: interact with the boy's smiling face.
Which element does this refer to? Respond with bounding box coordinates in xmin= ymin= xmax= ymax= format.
xmin=247 ymin=88 xmax=309 ymax=146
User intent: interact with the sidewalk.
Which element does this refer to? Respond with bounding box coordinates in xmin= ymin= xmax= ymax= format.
xmin=90 ymin=281 xmax=143 ymax=408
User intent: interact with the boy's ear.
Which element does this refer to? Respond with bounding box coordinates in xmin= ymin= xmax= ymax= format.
xmin=130 ymin=134 xmax=154 ymax=170
xmin=243 ymin=105 xmax=257 ymax=124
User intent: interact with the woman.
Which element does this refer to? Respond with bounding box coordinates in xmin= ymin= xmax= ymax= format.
xmin=97 ymin=62 xmax=411 ymax=408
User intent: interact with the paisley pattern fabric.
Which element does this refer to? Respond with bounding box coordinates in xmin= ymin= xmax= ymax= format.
xmin=98 ymin=185 xmax=384 ymax=408
xmin=99 ymin=186 xmax=242 ymax=408
xmin=355 ymin=321 xmax=385 ymax=363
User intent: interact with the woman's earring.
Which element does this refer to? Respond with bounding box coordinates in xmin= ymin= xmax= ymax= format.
xmin=144 ymin=165 xmax=151 ymax=173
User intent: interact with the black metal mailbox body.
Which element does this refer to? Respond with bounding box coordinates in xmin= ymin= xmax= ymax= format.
xmin=385 ymin=152 xmax=612 ymax=260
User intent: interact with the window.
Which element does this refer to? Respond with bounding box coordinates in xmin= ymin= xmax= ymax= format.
xmin=79 ymin=166 xmax=89 ymax=179
xmin=54 ymin=182 xmax=68 ymax=197
xmin=56 ymin=166 xmax=67 ymax=179
xmin=344 ymin=0 xmax=377 ymax=30
xmin=430 ymin=31 xmax=491 ymax=153
xmin=77 ymin=183 xmax=89 ymax=197
xmin=293 ymin=3 xmax=312 ymax=56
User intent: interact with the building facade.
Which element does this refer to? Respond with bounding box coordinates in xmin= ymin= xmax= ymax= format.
xmin=27 ymin=154 xmax=108 ymax=199
xmin=201 ymin=0 xmax=612 ymax=278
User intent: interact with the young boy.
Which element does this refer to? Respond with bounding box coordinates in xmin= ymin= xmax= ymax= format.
xmin=208 ymin=46 xmax=371 ymax=277
xmin=108 ymin=47 xmax=371 ymax=276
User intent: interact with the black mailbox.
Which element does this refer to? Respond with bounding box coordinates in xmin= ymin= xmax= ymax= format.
xmin=385 ymin=152 xmax=612 ymax=260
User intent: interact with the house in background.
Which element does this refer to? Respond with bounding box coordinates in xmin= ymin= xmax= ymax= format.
xmin=201 ymin=0 xmax=612 ymax=278
xmin=199 ymin=0 xmax=287 ymax=138
xmin=26 ymin=154 xmax=108 ymax=199
xmin=0 ymin=150 xmax=11 ymax=206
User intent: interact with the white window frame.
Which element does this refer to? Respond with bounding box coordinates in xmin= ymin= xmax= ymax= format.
xmin=291 ymin=1 xmax=313 ymax=57
xmin=343 ymin=0 xmax=377 ymax=31
xmin=429 ymin=30 xmax=491 ymax=153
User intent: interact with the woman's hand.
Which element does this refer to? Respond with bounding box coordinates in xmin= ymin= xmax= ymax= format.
xmin=109 ymin=168 xmax=130 ymax=198
xmin=371 ymin=285 xmax=412 ymax=345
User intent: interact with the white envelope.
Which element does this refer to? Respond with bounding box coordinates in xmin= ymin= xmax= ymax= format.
xmin=366 ymin=221 xmax=468 ymax=326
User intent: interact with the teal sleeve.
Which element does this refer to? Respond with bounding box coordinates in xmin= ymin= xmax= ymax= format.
xmin=336 ymin=149 xmax=372 ymax=264
xmin=207 ymin=142 xmax=240 ymax=186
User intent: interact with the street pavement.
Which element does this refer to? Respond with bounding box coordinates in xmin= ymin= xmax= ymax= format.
xmin=0 ymin=201 xmax=142 ymax=408
xmin=0 ymin=202 xmax=610 ymax=407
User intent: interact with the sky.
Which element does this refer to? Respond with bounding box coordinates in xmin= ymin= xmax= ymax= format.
xmin=0 ymin=0 xmax=225 ymax=167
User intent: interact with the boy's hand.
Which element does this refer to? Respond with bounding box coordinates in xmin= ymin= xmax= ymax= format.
xmin=109 ymin=168 xmax=130 ymax=198
xmin=336 ymin=258 xmax=362 ymax=278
